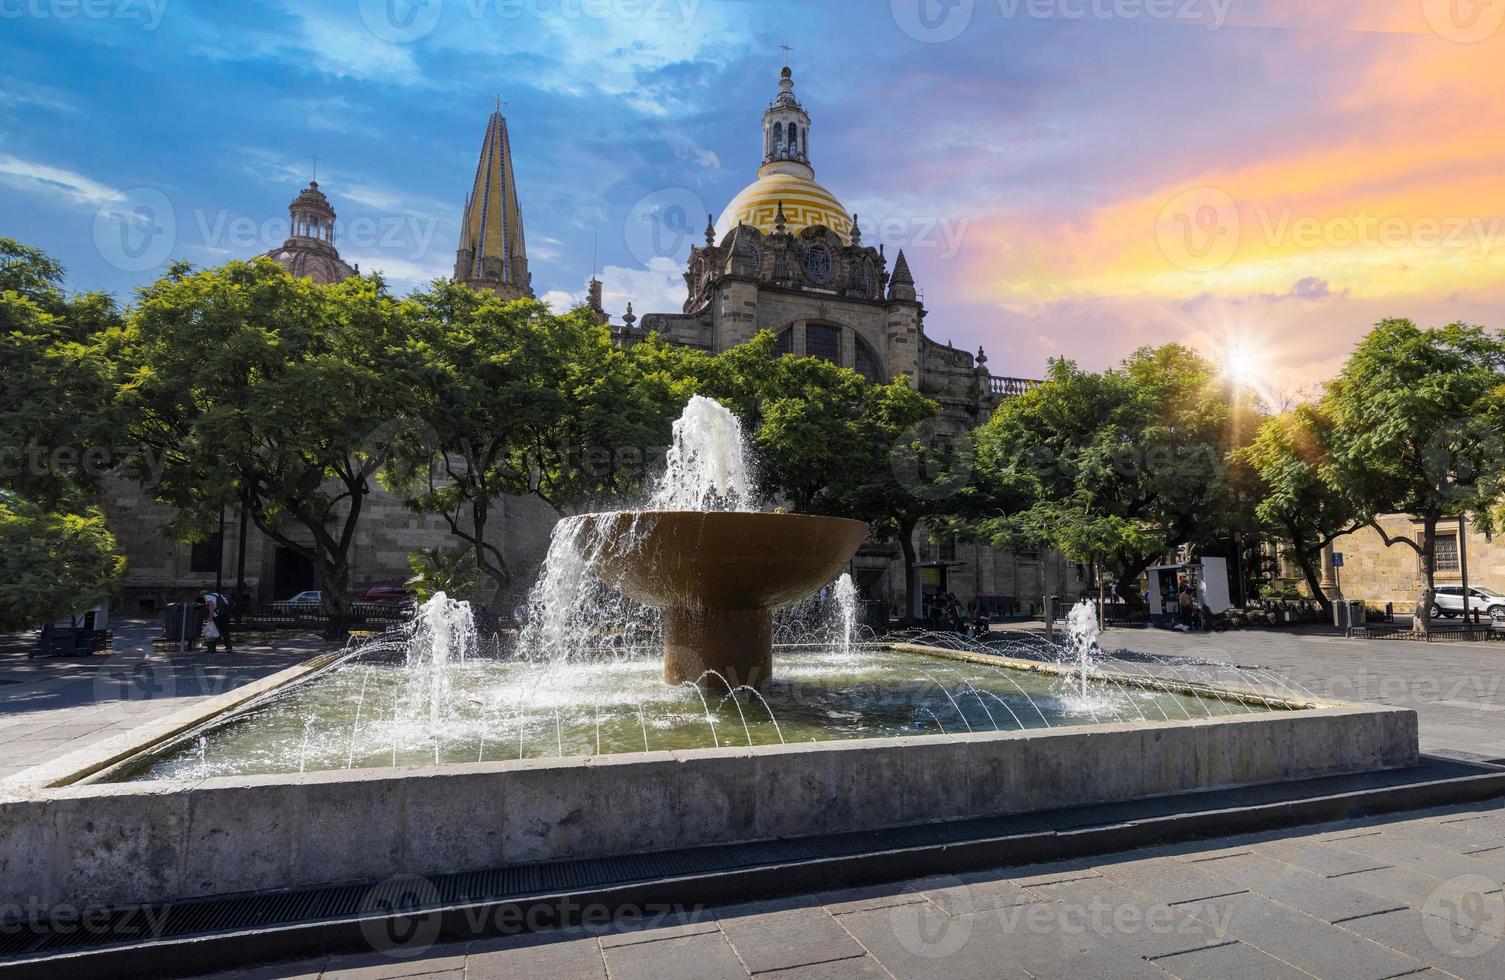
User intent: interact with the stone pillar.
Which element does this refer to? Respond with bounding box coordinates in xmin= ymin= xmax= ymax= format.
xmin=885 ymin=303 xmax=921 ymax=389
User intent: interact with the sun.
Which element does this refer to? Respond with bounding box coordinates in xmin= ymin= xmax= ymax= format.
xmin=1222 ymin=344 xmax=1263 ymax=388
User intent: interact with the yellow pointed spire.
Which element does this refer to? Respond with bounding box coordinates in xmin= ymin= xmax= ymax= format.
xmin=453 ymin=105 xmax=532 ymax=300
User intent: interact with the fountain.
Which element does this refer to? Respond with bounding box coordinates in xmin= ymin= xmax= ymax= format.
xmin=528 ymin=395 xmax=868 ymax=687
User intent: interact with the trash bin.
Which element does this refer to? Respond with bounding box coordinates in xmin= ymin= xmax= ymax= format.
xmin=163 ymin=602 xmax=204 ymax=642
xmin=1334 ymin=600 xmax=1366 ymax=630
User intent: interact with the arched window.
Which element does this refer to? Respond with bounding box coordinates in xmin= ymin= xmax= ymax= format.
xmin=805 ymin=323 xmax=840 ymax=364
xmin=770 ymin=121 xmax=783 ymax=157
xmin=773 ymin=328 xmax=793 ymax=356
xmin=787 ymin=124 xmax=800 ymax=157
xmin=854 ymin=338 xmax=884 ymax=383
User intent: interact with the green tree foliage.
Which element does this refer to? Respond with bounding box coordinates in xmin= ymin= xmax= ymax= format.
xmin=0 ymin=239 xmax=125 ymax=628
xmin=1320 ymin=319 xmax=1505 ymax=621
xmin=404 ymin=546 xmax=481 ymax=603
xmin=1241 ymin=406 xmax=1358 ymax=613
xmin=113 ymin=259 xmax=407 ymax=627
xmin=970 ymin=345 xmax=1254 ymax=606
xmin=385 ymin=284 xmax=678 ymax=591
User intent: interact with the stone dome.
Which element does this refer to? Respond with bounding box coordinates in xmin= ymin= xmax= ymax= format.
xmin=714 ymin=172 xmax=852 ymax=244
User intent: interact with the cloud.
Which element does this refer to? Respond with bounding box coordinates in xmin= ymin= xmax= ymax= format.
xmin=0 ymin=154 xmax=121 ymax=207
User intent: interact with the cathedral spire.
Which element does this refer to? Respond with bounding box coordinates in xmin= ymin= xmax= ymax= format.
xmin=888 ymin=249 xmax=917 ymax=303
xmin=454 ymin=105 xmax=532 ymax=301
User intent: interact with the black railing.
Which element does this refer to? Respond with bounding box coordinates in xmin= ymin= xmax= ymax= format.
xmin=232 ymin=602 xmax=415 ymax=633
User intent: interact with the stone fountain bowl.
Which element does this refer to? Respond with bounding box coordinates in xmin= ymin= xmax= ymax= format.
xmin=573 ymin=510 xmax=870 ymax=686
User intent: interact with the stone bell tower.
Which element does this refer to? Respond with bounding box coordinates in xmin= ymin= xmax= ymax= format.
xmin=453 ymin=103 xmax=533 ymax=301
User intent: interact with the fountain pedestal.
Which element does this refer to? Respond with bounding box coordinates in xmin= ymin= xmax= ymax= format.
xmin=577 ymin=511 xmax=869 ymax=688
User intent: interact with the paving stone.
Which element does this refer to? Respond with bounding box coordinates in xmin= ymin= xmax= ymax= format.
xmin=1174 ymin=892 xmax=1424 ymax=980
xmin=1328 ymin=866 xmax=1480 ymax=914
xmin=718 ymin=906 xmax=865 ymax=973
xmin=1194 ymin=852 xmax=1404 ymax=923
xmin=754 ymin=954 xmax=888 ymax=979
xmin=596 ymin=909 xmax=722 ymax=948
xmin=1253 ymin=837 xmax=1394 ymax=878
xmin=905 ymin=871 xmax=1041 ymax=917
xmin=1151 ymin=939 xmax=1313 ymax=979
xmin=602 ymin=932 xmax=748 ymax=980
xmin=1339 ymin=908 xmax=1505 ymax=980
xmin=191 ymin=960 xmax=327 ymax=980
xmin=817 ymin=882 xmax=928 ymax=916
xmin=998 ymin=858 xmax=1104 ymax=888
xmin=1024 ymin=875 xmax=1227 ymax=960
xmin=833 ymin=901 xmax=1035 ymax=979
xmin=322 ymin=946 xmax=468 ymax=979
xmin=1328 ymin=832 xmax=1505 ymax=885
xmin=467 ymin=930 xmax=607 ymax=980
xmin=1095 ymin=856 xmax=1248 ymax=906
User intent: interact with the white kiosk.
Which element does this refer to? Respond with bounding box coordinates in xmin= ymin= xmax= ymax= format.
xmin=1146 ymin=558 xmax=1231 ymax=629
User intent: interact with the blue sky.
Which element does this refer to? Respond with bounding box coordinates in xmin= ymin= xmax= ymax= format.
xmin=4 ymin=1 xmax=1503 ymax=390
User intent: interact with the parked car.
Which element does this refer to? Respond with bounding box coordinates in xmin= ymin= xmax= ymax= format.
xmin=362 ymin=583 xmax=416 ymax=605
xmin=1431 ymin=585 xmax=1505 ymax=622
xmin=272 ymin=590 xmax=322 ymax=609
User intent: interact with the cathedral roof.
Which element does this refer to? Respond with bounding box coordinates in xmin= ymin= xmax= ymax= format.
xmin=264 ymin=240 xmax=357 ymax=285
xmin=715 ymin=172 xmax=852 ymax=244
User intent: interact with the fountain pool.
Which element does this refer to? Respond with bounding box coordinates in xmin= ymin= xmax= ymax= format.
xmin=99 ymin=641 xmax=1291 ymax=783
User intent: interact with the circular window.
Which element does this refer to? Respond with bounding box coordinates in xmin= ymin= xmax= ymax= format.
xmin=803 ymin=245 xmax=831 ymax=282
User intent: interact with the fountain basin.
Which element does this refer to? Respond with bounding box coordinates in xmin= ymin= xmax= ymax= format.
xmin=576 ymin=510 xmax=870 ymax=686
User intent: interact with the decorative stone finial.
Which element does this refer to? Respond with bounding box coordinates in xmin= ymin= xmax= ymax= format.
xmin=774 ymin=200 xmax=787 ymax=234
xmin=705 ymin=212 xmax=715 ymax=247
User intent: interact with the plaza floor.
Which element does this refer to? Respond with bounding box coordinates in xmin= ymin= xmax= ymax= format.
xmin=0 ymin=619 xmax=331 ymax=784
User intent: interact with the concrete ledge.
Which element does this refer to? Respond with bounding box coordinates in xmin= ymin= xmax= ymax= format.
xmin=0 ymin=699 xmax=1418 ymax=911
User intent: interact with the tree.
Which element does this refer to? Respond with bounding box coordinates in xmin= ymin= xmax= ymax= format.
xmin=385 ymin=284 xmax=677 ymax=593
xmin=1321 ymin=319 xmax=1505 ymax=628
xmin=0 ymin=496 xmax=124 ymax=632
xmin=0 ymin=240 xmax=125 ymax=628
xmin=113 ymin=259 xmax=407 ymax=631
xmin=1241 ymin=406 xmax=1359 ymax=614
xmin=968 ymin=345 xmax=1253 ymax=608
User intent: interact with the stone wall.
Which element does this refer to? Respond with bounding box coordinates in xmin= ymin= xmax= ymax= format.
xmin=1326 ymin=514 xmax=1505 ymax=610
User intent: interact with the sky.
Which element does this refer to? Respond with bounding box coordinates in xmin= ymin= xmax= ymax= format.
xmin=3 ymin=0 xmax=1503 ymax=396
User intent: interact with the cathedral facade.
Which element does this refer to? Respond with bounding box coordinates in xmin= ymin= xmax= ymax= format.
xmin=102 ymin=69 xmax=1089 ymax=620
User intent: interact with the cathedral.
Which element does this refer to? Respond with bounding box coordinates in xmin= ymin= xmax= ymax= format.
xmin=101 ymin=66 xmax=1090 ymax=621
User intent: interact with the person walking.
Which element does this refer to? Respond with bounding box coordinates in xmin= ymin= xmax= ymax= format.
xmin=202 ymin=592 xmax=234 ymax=653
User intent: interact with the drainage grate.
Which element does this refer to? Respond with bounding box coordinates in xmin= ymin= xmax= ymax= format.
xmin=4 ymin=756 xmax=1505 ymax=973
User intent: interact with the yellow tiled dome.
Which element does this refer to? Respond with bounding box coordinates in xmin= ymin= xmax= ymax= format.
xmin=715 ymin=172 xmax=852 ymax=244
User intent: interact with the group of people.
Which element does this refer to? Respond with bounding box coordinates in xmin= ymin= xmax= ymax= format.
xmin=923 ymin=592 xmax=991 ymax=638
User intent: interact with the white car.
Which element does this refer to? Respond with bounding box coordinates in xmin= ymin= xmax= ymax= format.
xmin=1431 ymin=585 xmax=1505 ymax=622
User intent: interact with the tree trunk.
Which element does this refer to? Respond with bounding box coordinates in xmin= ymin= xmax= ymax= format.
xmin=898 ymin=517 xmax=919 ymax=627
xmin=1112 ymin=556 xmax=1153 ymax=614
xmin=1293 ymin=550 xmax=1333 ymax=616
xmin=1415 ymin=513 xmax=1439 ymax=635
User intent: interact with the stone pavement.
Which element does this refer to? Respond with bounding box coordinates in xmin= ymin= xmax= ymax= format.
xmin=0 ymin=619 xmax=330 ymax=783
xmin=1081 ymin=625 xmax=1505 ymax=762
xmin=196 ymin=798 xmax=1505 ymax=980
